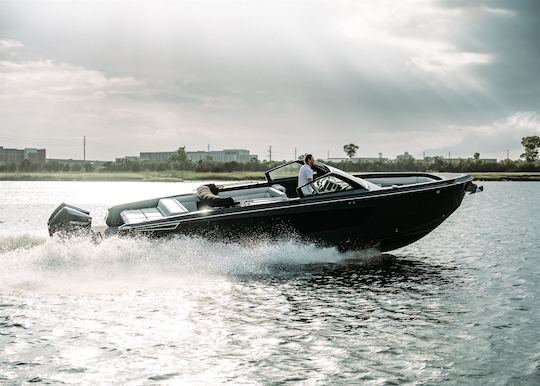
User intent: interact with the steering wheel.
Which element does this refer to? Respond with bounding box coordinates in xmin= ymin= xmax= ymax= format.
xmin=296 ymin=183 xmax=317 ymax=197
xmin=321 ymin=179 xmax=331 ymax=193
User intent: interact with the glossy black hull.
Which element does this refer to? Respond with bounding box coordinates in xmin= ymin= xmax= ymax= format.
xmin=116 ymin=177 xmax=471 ymax=252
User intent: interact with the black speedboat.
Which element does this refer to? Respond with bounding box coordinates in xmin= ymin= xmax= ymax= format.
xmin=48 ymin=161 xmax=478 ymax=252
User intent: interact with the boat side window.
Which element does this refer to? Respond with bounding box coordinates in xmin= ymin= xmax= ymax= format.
xmin=298 ymin=175 xmax=353 ymax=197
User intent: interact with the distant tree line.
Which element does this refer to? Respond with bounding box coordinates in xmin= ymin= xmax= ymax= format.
xmin=329 ymin=135 xmax=540 ymax=173
xmin=0 ymin=159 xmax=95 ymax=173
xmin=1 ymin=136 xmax=539 ymax=174
xmin=101 ymin=159 xmax=281 ymax=173
xmin=324 ymin=157 xmax=540 ymax=173
xmin=2 ymin=155 xmax=539 ymax=174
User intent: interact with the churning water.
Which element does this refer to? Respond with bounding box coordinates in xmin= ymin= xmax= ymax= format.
xmin=1 ymin=181 xmax=539 ymax=385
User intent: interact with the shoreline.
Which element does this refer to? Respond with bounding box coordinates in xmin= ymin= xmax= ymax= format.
xmin=1 ymin=171 xmax=540 ymax=182
xmin=468 ymin=172 xmax=540 ymax=181
xmin=0 ymin=171 xmax=265 ymax=182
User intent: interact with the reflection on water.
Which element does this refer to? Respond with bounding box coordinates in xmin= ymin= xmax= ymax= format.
xmin=253 ymin=253 xmax=454 ymax=292
xmin=1 ymin=181 xmax=539 ymax=384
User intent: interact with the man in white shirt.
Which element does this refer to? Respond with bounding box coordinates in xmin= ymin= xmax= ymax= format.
xmin=298 ymin=154 xmax=315 ymax=188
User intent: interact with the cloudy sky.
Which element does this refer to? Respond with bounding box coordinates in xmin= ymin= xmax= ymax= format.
xmin=1 ymin=0 xmax=539 ymax=161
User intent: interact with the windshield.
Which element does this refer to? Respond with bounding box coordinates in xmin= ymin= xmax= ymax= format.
xmin=326 ymin=165 xmax=382 ymax=191
xmin=266 ymin=162 xmax=303 ymax=181
xmin=298 ymin=174 xmax=355 ymax=197
xmin=265 ymin=161 xmax=328 ymax=183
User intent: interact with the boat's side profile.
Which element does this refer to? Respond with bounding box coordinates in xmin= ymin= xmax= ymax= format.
xmin=48 ymin=161 xmax=478 ymax=252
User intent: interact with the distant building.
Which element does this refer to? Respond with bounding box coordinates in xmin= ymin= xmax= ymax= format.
xmin=0 ymin=146 xmax=46 ymax=164
xmin=0 ymin=147 xmax=24 ymax=164
xmin=424 ymin=156 xmax=498 ymax=164
xmin=396 ymin=151 xmax=414 ymax=160
xmin=326 ymin=157 xmax=389 ymax=163
xmin=189 ymin=149 xmax=258 ymax=163
xmin=115 ymin=156 xmax=140 ymax=163
xmin=46 ymin=158 xmax=107 ymax=168
xmin=186 ymin=151 xmax=211 ymax=162
xmin=477 ymin=158 xmax=498 ymax=164
xmin=140 ymin=151 xmax=176 ymax=162
xmin=139 ymin=149 xmax=258 ymax=163
xmin=23 ymin=148 xmax=46 ymax=164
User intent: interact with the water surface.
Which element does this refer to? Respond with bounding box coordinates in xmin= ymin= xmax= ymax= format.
xmin=1 ymin=181 xmax=539 ymax=384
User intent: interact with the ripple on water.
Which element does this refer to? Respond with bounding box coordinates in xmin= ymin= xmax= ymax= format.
xmin=0 ymin=181 xmax=539 ymax=384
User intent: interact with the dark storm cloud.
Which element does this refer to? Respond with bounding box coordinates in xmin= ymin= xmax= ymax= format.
xmin=0 ymin=0 xmax=539 ymax=159
xmin=438 ymin=0 xmax=540 ymax=104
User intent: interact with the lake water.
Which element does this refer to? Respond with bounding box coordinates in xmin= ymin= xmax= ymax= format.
xmin=0 ymin=181 xmax=539 ymax=385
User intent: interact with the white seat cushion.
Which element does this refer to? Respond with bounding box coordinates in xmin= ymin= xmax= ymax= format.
xmin=271 ymin=184 xmax=286 ymax=193
xmin=175 ymin=200 xmax=198 ymax=212
xmin=241 ymin=196 xmax=288 ymax=206
xmin=230 ymin=193 xmax=268 ymax=201
xmin=141 ymin=208 xmax=164 ymax=221
xmin=157 ymin=198 xmax=188 ymax=216
xmin=120 ymin=199 xmax=190 ymax=225
xmin=121 ymin=209 xmax=157 ymax=225
xmin=218 ymin=187 xmax=286 ymax=199
xmin=172 ymin=196 xmax=198 ymax=212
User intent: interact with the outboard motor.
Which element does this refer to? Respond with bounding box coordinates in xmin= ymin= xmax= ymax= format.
xmin=47 ymin=203 xmax=92 ymax=236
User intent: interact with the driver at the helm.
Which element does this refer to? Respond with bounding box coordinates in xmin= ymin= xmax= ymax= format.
xmin=298 ymin=154 xmax=315 ymax=189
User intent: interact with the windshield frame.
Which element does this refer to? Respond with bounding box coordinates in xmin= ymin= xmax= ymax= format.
xmin=265 ymin=160 xmax=382 ymax=193
xmin=264 ymin=161 xmax=330 ymax=183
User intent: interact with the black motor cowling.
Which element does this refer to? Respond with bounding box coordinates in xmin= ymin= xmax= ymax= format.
xmin=47 ymin=203 xmax=92 ymax=236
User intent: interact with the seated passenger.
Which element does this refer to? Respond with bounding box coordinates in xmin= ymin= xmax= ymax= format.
xmin=196 ymin=184 xmax=235 ymax=208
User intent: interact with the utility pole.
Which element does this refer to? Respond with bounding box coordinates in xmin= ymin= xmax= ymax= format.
xmin=83 ymin=136 xmax=86 ymax=161
xmin=327 ymin=150 xmax=329 ymax=160
xmin=294 ymin=147 xmax=297 ymax=161
xmin=507 ymin=149 xmax=509 ymax=160
xmin=423 ymin=151 xmax=426 ymax=160
xmin=207 ymin=143 xmax=210 ymax=152
xmin=448 ymin=151 xmax=451 ymax=159
xmin=268 ymin=145 xmax=272 ymax=162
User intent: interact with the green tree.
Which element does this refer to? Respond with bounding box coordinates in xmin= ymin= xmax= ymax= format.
xmin=431 ymin=156 xmax=445 ymax=171
xmin=169 ymin=146 xmax=192 ymax=170
xmin=130 ymin=162 xmax=141 ymax=172
xmin=102 ymin=161 xmax=115 ymax=171
xmin=45 ymin=161 xmax=61 ymax=172
xmin=473 ymin=152 xmax=480 ymax=160
xmin=18 ymin=159 xmax=31 ymax=172
xmin=521 ymin=136 xmax=540 ymax=163
xmin=343 ymin=143 xmax=359 ymax=159
xmin=84 ymin=163 xmax=95 ymax=172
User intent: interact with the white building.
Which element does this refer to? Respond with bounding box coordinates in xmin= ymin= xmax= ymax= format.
xmin=326 ymin=157 xmax=388 ymax=163
xmin=137 ymin=149 xmax=258 ymax=163
xmin=187 ymin=149 xmax=258 ymax=163
xmin=396 ymin=151 xmax=414 ymax=160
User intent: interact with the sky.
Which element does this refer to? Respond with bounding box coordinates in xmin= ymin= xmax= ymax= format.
xmin=1 ymin=0 xmax=539 ymax=161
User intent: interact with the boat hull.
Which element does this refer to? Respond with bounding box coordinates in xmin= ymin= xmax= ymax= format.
xmin=116 ymin=177 xmax=470 ymax=252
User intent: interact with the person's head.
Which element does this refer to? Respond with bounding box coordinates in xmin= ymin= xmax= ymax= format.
xmin=304 ymin=154 xmax=314 ymax=166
